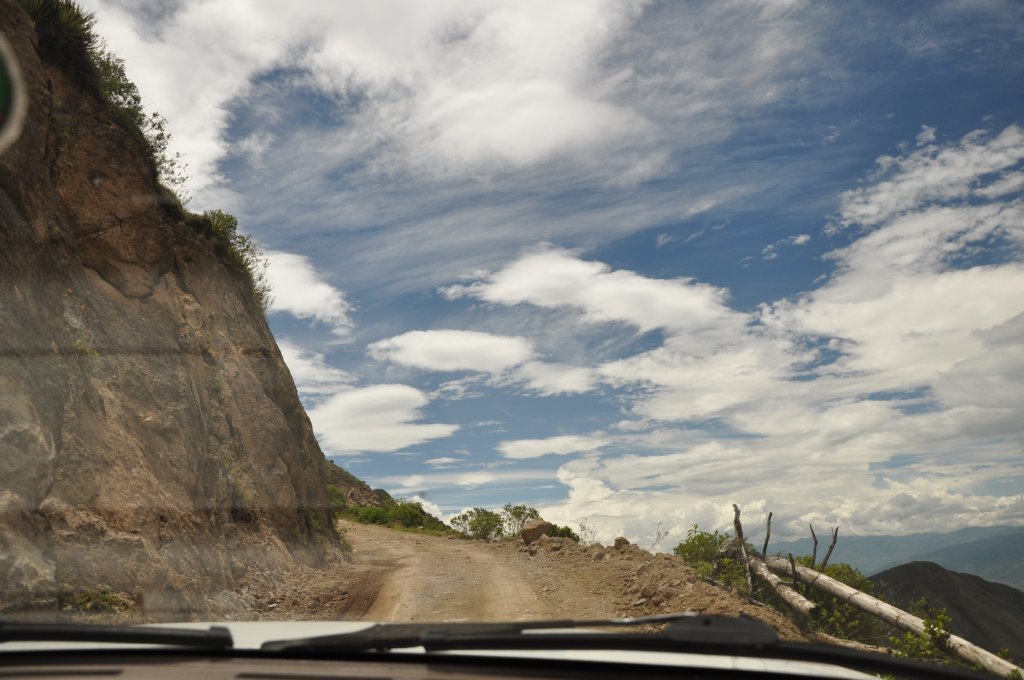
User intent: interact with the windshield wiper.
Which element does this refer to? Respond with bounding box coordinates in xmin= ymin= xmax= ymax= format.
xmin=0 ymin=622 xmax=233 ymax=649
xmin=261 ymin=613 xmax=989 ymax=680
xmin=262 ymin=613 xmax=777 ymax=653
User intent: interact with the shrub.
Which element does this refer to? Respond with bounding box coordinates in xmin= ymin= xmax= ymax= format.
xmin=330 ymin=492 xmax=451 ymax=534
xmin=502 ymin=503 xmax=539 ymax=536
xmin=450 ymin=507 xmax=505 ymax=540
xmin=793 ymin=557 xmax=892 ymax=644
xmin=59 ymin=588 xmax=134 ymax=613
xmin=889 ymin=599 xmax=953 ymax=664
xmin=548 ymin=523 xmax=581 ymax=542
xmin=196 ymin=210 xmax=273 ymax=314
xmin=20 ymin=0 xmax=97 ymax=79
xmin=91 ymin=46 xmax=189 ymax=196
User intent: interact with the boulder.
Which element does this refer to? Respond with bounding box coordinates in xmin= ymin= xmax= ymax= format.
xmin=614 ymin=536 xmax=630 ymax=550
xmin=520 ymin=518 xmax=556 ymax=545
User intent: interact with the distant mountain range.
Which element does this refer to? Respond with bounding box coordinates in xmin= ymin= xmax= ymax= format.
xmin=767 ymin=525 xmax=1024 ymax=590
xmin=870 ymin=561 xmax=1024 ymax=661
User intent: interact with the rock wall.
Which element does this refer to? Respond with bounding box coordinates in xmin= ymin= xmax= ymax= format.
xmin=0 ymin=1 xmax=342 ymax=618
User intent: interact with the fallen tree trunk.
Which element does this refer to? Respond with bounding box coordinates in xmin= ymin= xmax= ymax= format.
xmin=807 ymin=631 xmax=890 ymax=655
xmin=747 ymin=557 xmax=819 ymax=618
xmin=766 ymin=556 xmax=1024 ymax=678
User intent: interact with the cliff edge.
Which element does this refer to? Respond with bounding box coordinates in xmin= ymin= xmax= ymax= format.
xmin=0 ymin=0 xmax=347 ymax=619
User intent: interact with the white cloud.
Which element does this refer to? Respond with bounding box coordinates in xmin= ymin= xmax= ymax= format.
xmin=375 ymin=469 xmax=553 ymax=492
xmin=915 ymin=124 xmax=936 ymax=146
xmin=370 ymin=329 xmax=599 ymax=397
xmin=404 ymin=495 xmax=443 ymax=519
xmin=277 ymin=339 xmax=356 ymax=399
xmin=444 ymin=125 xmax=1024 ymax=544
xmin=791 ymin=233 xmax=811 ymax=246
xmin=308 ymin=384 xmax=458 ymax=453
xmin=655 ymin=233 xmax=676 ymax=248
xmin=833 ymin=124 xmax=1024 ymax=230
xmin=367 ymin=329 xmax=534 ymax=373
xmin=510 ymin=361 xmax=599 ymax=396
xmin=425 ymin=457 xmax=460 ymax=467
xmin=498 ymin=435 xmax=609 ymax=460
xmin=265 ymin=251 xmax=355 ymax=338
xmin=444 ymin=247 xmax=737 ymax=334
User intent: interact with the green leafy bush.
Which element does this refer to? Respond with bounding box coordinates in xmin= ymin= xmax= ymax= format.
xmin=90 ymin=46 xmax=189 ymax=195
xmin=889 ymin=599 xmax=953 ymax=664
xmin=20 ymin=0 xmax=96 ymax=78
xmin=199 ymin=210 xmax=273 ymax=313
xmin=548 ymin=523 xmax=581 ymax=542
xmin=502 ymin=503 xmax=540 ymax=536
xmin=328 ymin=489 xmax=451 ymax=535
xmin=673 ymin=524 xmax=746 ymax=587
xmin=793 ymin=557 xmax=893 ymax=645
xmin=450 ymin=507 xmax=506 ymax=540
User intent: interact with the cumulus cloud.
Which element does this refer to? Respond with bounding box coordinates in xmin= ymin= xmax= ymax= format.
xmin=308 ymin=384 xmax=458 ymax=453
xmin=498 ymin=435 xmax=609 ymax=460
xmin=369 ymin=328 xmax=599 ymax=397
xmin=443 ymin=247 xmax=737 ymax=334
xmin=367 ymin=329 xmax=534 ymax=373
xmin=404 ymin=495 xmax=444 ymax=519
xmin=266 ymin=251 xmax=355 ymax=338
xmin=441 ymin=125 xmax=1024 ymax=544
xmin=82 ymin=0 xmax=659 ymax=198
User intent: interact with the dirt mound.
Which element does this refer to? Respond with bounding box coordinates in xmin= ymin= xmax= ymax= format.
xmin=501 ymin=534 xmax=805 ymax=640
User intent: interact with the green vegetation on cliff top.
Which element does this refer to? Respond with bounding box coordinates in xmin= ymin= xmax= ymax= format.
xmin=19 ymin=0 xmax=272 ymax=313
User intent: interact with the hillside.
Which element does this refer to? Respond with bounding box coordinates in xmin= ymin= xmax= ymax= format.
xmin=0 ymin=0 xmax=368 ymax=619
xmin=914 ymin=532 xmax=1024 ymax=591
xmin=870 ymin=562 xmax=1024 ymax=661
xmin=769 ymin=525 xmax=1024 ymax=588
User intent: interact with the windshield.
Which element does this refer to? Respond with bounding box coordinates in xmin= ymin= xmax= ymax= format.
xmin=1 ymin=0 xmax=1023 ymax=674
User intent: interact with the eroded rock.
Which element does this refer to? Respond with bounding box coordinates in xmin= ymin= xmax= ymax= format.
xmin=520 ymin=518 xmax=556 ymax=545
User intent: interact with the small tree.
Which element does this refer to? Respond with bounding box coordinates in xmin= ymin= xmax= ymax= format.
xmin=501 ymin=503 xmax=540 ymax=536
xmin=450 ymin=508 xmax=506 ymax=540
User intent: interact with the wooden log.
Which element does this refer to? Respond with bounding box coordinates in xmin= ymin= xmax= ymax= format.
xmin=732 ymin=504 xmax=754 ymax=593
xmin=747 ymin=557 xmax=818 ymax=617
xmin=766 ymin=556 xmax=1024 ymax=678
xmin=807 ymin=631 xmax=891 ymax=655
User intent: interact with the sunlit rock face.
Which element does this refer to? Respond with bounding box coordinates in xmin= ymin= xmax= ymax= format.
xmin=0 ymin=0 xmax=347 ymax=620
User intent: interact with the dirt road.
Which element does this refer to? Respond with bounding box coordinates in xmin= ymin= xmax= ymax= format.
xmin=249 ymin=522 xmax=804 ymax=641
xmin=341 ymin=521 xmax=544 ymax=622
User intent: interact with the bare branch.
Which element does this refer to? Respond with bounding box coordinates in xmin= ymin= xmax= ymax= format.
xmin=761 ymin=511 xmax=773 ymax=557
xmin=788 ymin=552 xmax=800 ymax=591
xmin=809 ymin=523 xmax=818 ymax=569
xmin=820 ymin=526 xmax=839 ymax=571
xmin=732 ymin=504 xmax=754 ymax=593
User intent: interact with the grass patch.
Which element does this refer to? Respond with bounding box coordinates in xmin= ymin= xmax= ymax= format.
xmin=59 ymin=588 xmax=134 ymax=614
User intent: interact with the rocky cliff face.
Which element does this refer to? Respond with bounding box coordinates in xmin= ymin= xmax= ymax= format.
xmin=0 ymin=1 xmax=345 ymax=619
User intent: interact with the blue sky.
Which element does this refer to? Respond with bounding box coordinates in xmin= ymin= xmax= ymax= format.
xmin=84 ymin=0 xmax=1024 ymax=543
